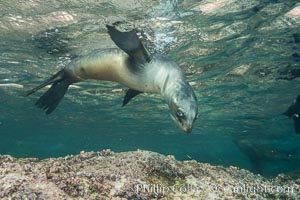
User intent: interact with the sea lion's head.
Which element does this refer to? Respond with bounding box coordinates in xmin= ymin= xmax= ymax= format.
xmin=168 ymin=82 xmax=198 ymax=133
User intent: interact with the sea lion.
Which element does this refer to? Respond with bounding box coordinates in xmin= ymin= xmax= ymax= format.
xmin=25 ymin=25 xmax=198 ymax=133
xmin=233 ymin=138 xmax=299 ymax=175
xmin=284 ymin=94 xmax=300 ymax=134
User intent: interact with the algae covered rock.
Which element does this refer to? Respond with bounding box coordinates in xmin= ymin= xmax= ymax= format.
xmin=0 ymin=150 xmax=299 ymax=199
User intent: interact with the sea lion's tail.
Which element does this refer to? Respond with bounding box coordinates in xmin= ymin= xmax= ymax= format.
xmin=24 ymin=69 xmax=72 ymax=114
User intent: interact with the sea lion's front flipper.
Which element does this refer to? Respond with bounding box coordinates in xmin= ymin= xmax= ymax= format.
xmin=283 ymin=94 xmax=300 ymax=134
xmin=106 ymin=25 xmax=151 ymax=65
xmin=123 ymin=89 xmax=142 ymax=107
xmin=283 ymin=104 xmax=297 ymax=118
xmin=293 ymin=115 xmax=300 ymax=133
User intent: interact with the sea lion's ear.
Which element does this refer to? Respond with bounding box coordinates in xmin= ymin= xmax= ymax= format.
xmin=122 ymin=89 xmax=142 ymax=107
xmin=106 ymin=25 xmax=151 ymax=65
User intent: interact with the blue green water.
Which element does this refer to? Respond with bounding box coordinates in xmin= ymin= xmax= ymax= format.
xmin=1 ymin=0 xmax=300 ymax=178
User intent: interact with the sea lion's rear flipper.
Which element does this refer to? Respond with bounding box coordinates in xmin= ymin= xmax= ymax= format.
xmin=123 ymin=89 xmax=142 ymax=107
xmin=24 ymin=69 xmax=71 ymax=114
xmin=106 ymin=25 xmax=151 ymax=65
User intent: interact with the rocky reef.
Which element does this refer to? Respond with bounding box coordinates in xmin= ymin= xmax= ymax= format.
xmin=0 ymin=150 xmax=299 ymax=199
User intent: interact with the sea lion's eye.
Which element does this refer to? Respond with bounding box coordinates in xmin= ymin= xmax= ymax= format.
xmin=176 ymin=110 xmax=184 ymax=118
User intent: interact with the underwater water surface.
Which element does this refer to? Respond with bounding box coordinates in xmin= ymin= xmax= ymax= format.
xmin=0 ymin=0 xmax=300 ymax=178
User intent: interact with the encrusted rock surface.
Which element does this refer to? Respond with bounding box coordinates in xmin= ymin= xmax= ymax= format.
xmin=0 ymin=150 xmax=299 ymax=199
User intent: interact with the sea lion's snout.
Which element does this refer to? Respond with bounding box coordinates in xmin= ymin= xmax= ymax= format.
xmin=181 ymin=123 xmax=193 ymax=133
